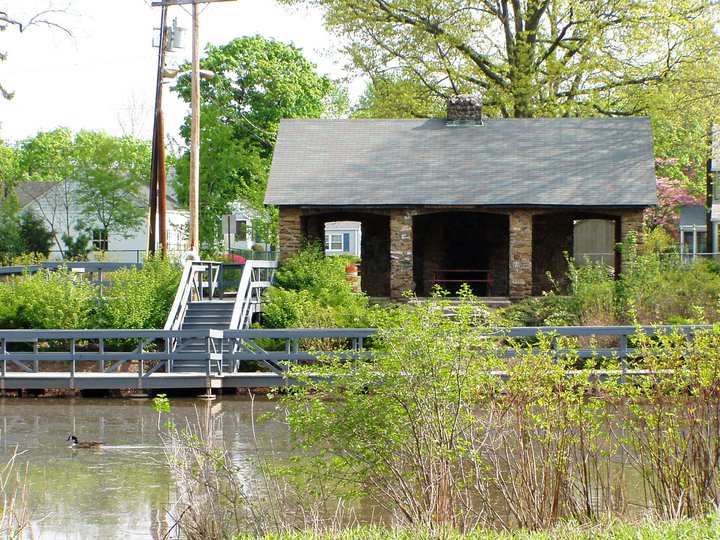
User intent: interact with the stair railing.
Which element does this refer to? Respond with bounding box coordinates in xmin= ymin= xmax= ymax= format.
xmin=228 ymin=260 xmax=277 ymax=331
xmin=164 ymin=260 xmax=223 ymax=332
xmin=226 ymin=259 xmax=277 ymax=372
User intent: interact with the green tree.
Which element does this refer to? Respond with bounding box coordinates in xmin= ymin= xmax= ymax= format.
xmin=18 ymin=210 xmax=53 ymax=256
xmin=172 ymin=35 xmax=337 ymax=250
xmin=352 ymin=76 xmax=443 ymax=118
xmin=0 ymin=195 xmax=22 ymax=263
xmin=11 ymin=129 xmax=151 ymax=256
xmin=280 ymin=0 xmax=720 ymax=119
xmin=0 ymin=140 xmax=20 ymax=189
xmin=13 ymin=128 xmax=78 ymax=253
xmin=174 ymin=105 xmax=268 ymax=249
xmin=71 ymin=130 xmax=150 ymax=244
xmin=15 ymin=127 xmax=74 ymax=182
xmin=0 ymin=141 xmax=22 ymax=261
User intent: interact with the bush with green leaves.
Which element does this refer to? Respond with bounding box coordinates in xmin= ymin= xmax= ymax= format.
xmin=0 ymin=257 xmax=182 ymax=330
xmin=262 ymin=243 xmax=370 ymax=329
xmin=99 ymin=255 xmax=182 ymax=329
xmin=279 ymin=292 xmax=720 ymax=532
xmin=0 ymin=268 xmax=98 ymax=329
xmin=500 ymin=292 xmax=580 ymax=327
xmin=616 ymin=254 xmax=720 ymax=324
xmin=501 ymin=231 xmax=720 ymax=327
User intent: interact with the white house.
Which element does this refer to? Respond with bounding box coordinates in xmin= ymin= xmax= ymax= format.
xmin=221 ymin=203 xmax=257 ymax=254
xmin=221 ymin=202 xmax=281 ymax=256
xmin=16 ymin=180 xmax=189 ymax=262
xmin=324 ymin=221 xmax=361 ymax=257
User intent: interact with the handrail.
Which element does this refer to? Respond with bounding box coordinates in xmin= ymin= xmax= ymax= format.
xmin=164 ymin=260 xmax=195 ymax=331
xmin=228 ymin=260 xmax=277 ymax=330
xmin=2 ymin=325 xmax=714 ymax=380
xmin=164 ymin=260 xmax=223 ymax=331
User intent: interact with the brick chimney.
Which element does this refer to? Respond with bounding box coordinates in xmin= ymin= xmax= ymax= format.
xmin=446 ymin=94 xmax=483 ymax=125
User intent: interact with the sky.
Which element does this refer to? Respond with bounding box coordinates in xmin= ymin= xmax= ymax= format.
xmin=0 ymin=0 xmax=354 ymax=145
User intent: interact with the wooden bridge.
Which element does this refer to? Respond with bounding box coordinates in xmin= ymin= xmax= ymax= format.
xmin=0 ymin=325 xmax=710 ymax=393
xmin=1 ymin=258 xmax=713 ymax=393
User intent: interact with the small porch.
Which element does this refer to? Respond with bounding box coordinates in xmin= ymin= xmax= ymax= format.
xmin=280 ymin=206 xmax=646 ymax=300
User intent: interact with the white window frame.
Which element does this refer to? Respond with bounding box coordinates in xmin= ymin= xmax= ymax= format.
xmin=325 ymin=233 xmax=343 ymax=251
xmin=92 ymin=229 xmax=109 ymax=251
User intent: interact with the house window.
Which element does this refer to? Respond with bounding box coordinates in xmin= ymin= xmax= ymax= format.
xmin=235 ymin=220 xmax=247 ymax=242
xmin=325 ymin=233 xmax=343 ymax=251
xmin=92 ymin=229 xmax=109 ymax=251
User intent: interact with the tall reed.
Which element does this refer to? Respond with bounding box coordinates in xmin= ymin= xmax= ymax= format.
xmin=0 ymin=447 xmax=30 ymax=539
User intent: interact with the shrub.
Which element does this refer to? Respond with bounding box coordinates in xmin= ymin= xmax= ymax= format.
xmin=262 ymin=243 xmax=370 ymax=329
xmin=617 ymin=255 xmax=720 ymax=324
xmin=280 ymin=296 xmax=720 ymax=533
xmin=566 ymin=256 xmax=618 ymax=325
xmin=502 ymin=234 xmax=720 ymax=327
xmin=99 ymin=255 xmax=182 ymax=329
xmin=500 ymin=293 xmax=580 ymax=327
xmin=18 ymin=210 xmax=54 ymax=257
xmin=0 ymin=268 xmax=98 ymax=329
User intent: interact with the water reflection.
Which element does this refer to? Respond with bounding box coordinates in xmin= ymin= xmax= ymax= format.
xmin=0 ymin=396 xmax=284 ymax=540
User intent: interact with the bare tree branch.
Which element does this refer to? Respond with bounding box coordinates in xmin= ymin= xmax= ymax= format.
xmin=0 ymin=4 xmax=74 ymax=101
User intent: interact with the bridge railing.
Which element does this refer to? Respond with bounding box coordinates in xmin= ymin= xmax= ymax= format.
xmin=0 ymin=325 xmax=713 ymax=382
xmin=0 ymin=329 xmax=228 ymax=378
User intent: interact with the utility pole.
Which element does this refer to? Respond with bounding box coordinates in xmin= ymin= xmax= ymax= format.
xmin=148 ymin=5 xmax=169 ymax=255
xmin=188 ymin=0 xmax=200 ymax=254
xmin=152 ymin=0 xmax=235 ymax=256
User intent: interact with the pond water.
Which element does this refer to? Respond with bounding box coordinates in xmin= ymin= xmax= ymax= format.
xmin=0 ymin=395 xmax=285 ymax=540
xmin=1 ymin=393 xmax=692 ymax=538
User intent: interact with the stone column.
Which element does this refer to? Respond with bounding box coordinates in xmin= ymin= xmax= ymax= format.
xmin=390 ymin=208 xmax=414 ymax=298
xmin=278 ymin=207 xmax=303 ymax=263
xmin=620 ymin=208 xmax=646 ymax=273
xmin=509 ymin=210 xmax=533 ymax=299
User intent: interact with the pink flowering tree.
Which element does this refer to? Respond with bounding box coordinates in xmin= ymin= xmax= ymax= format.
xmin=644 ymin=172 xmax=705 ymax=237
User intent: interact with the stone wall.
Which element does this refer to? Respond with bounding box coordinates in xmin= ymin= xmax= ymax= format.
xmin=278 ymin=207 xmax=303 ymax=263
xmin=509 ymin=210 xmax=534 ymax=298
xmin=389 ymin=208 xmax=414 ymax=298
xmin=620 ymin=208 xmax=646 ymax=273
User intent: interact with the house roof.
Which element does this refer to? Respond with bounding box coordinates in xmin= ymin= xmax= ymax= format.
xmin=679 ymin=205 xmax=707 ymax=229
xmin=15 ymin=181 xmax=184 ymax=212
xmin=15 ymin=181 xmax=58 ymax=208
xmin=265 ymin=117 xmax=657 ymax=208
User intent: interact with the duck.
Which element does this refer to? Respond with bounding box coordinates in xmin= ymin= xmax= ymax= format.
xmin=67 ymin=435 xmax=103 ymax=449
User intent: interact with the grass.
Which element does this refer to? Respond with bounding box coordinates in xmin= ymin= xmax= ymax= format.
xmin=231 ymin=512 xmax=720 ymax=539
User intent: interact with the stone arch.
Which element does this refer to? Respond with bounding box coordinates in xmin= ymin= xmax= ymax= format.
xmin=532 ymin=211 xmax=621 ymax=295
xmin=413 ymin=211 xmax=509 ymax=296
xmin=303 ymin=211 xmax=391 ymax=297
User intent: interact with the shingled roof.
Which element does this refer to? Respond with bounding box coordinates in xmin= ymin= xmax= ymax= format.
xmin=15 ymin=181 xmax=58 ymax=208
xmin=265 ymin=116 xmax=656 ymax=208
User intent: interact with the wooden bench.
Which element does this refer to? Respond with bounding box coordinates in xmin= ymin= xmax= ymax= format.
xmin=430 ymin=269 xmax=494 ymax=296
